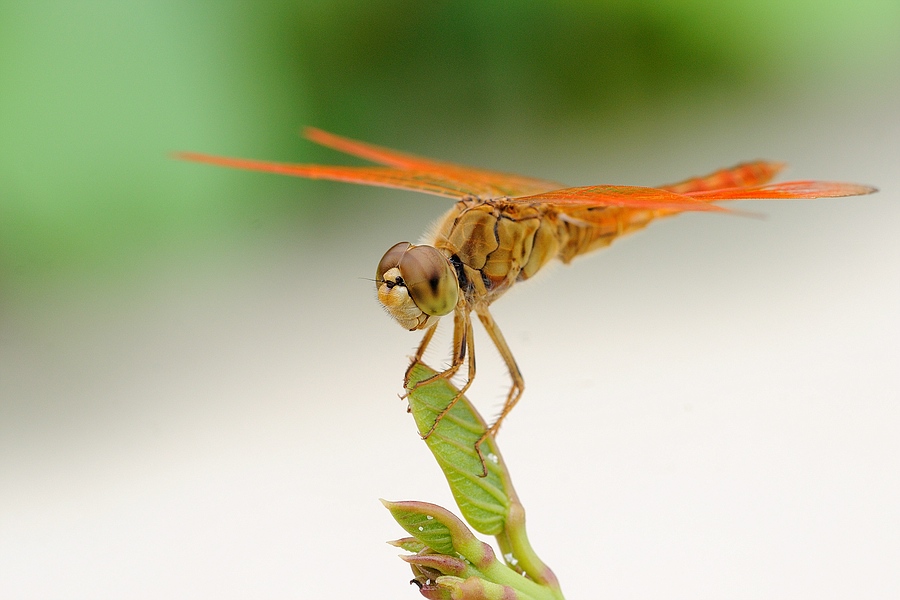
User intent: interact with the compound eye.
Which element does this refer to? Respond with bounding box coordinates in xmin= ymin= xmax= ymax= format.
xmin=376 ymin=242 xmax=412 ymax=283
xmin=399 ymin=245 xmax=459 ymax=316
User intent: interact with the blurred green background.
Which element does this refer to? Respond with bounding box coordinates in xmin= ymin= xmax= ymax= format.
xmin=1 ymin=0 xmax=897 ymax=302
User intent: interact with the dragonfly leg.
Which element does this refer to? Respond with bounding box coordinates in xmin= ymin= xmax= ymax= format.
xmin=406 ymin=305 xmax=475 ymax=440
xmin=407 ymin=305 xmax=469 ymax=389
xmin=418 ymin=311 xmax=476 ymax=439
xmin=473 ymin=306 xmax=524 ymax=476
xmin=402 ymin=321 xmax=439 ymax=387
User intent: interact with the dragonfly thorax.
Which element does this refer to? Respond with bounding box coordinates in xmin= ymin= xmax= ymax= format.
xmin=376 ymin=242 xmax=459 ymax=331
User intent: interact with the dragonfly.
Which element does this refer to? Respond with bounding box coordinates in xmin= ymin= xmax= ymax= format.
xmin=178 ymin=128 xmax=876 ymax=474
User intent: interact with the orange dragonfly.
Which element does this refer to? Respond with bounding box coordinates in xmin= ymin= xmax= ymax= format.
xmin=178 ymin=128 xmax=876 ymax=473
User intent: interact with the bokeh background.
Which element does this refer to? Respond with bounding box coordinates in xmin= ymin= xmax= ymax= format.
xmin=2 ymin=2 xmax=898 ymax=598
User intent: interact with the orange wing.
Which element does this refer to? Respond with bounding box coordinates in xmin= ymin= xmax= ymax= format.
xmin=177 ymin=129 xmax=876 ymax=210
xmin=509 ymin=185 xmax=729 ymax=213
xmin=685 ymin=180 xmax=877 ymax=201
xmin=653 ymin=161 xmax=874 ymax=199
xmin=177 ymin=149 xmax=737 ymax=212
xmin=658 ymin=161 xmax=785 ymax=194
xmin=303 ymin=127 xmax=564 ymax=197
xmin=174 ymin=153 xmax=487 ymax=199
xmin=176 ymin=128 xmax=564 ymax=200
xmin=504 ymin=177 xmax=876 ymax=218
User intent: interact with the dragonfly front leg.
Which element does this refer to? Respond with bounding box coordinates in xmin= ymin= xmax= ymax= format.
xmin=409 ymin=306 xmax=477 ymax=439
xmin=400 ymin=323 xmax=438 ymax=402
xmin=404 ymin=320 xmax=438 ymax=381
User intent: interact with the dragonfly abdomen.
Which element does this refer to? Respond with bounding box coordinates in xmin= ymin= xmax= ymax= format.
xmin=556 ymin=208 xmax=660 ymax=263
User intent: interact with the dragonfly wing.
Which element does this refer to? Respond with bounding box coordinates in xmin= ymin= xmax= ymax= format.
xmin=686 ymin=180 xmax=878 ymax=201
xmin=304 ymin=127 xmax=446 ymax=170
xmin=174 ymin=153 xmax=491 ymax=199
xmin=305 ymin=128 xmax=565 ymax=198
xmin=659 ymin=161 xmax=786 ymax=194
xmin=510 ymin=184 xmax=730 ymax=212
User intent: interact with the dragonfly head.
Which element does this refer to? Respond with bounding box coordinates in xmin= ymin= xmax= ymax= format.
xmin=376 ymin=242 xmax=459 ymax=331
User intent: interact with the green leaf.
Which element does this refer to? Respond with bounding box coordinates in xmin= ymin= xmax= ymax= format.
xmin=381 ymin=500 xmax=489 ymax=562
xmin=401 ymin=364 xmax=565 ymax=598
xmin=404 ymin=363 xmax=511 ymax=535
xmin=383 ymin=501 xmax=558 ymax=600
xmin=388 ymin=537 xmax=428 ymax=553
